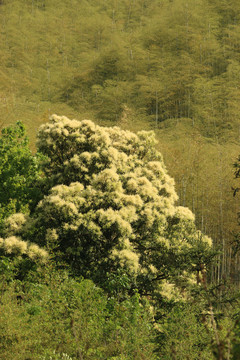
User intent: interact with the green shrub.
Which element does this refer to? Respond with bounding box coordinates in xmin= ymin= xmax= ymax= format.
xmin=0 ymin=269 xmax=156 ymax=359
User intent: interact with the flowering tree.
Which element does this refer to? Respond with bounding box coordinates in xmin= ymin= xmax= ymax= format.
xmin=5 ymin=115 xmax=212 ymax=295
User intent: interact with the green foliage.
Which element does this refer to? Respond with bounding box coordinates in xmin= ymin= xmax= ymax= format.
xmin=158 ymin=304 xmax=214 ymax=360
xmin=0 ymin=121 xmax=41 ymax=225
xmin=233 ymin=154 xmax=240 ymax=194
xmin=0 ymin=268 xmax=156 ymax=360
xmin=0 ymin=1 xmax=240 ymax=357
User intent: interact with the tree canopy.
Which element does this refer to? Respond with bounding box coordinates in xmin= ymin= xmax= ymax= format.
xmin=3 ymin=115 xmax=212 ymax=296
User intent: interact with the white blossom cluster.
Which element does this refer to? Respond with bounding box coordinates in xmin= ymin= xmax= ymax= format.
xmin=37 ymin=115 xmax=167 ymax=187
xmin=4 ymin=213 xmax=28 ymax=235
xmin=40 ymin=351 xmax=73 ymax=360
xmin=0 ymin=235 xmax=48 ymax=262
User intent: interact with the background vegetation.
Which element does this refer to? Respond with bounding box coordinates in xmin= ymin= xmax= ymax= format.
xmin=1 ymin=0 xmax=240 ymax=358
